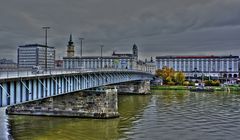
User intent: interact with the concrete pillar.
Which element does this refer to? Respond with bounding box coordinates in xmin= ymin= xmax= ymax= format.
xmin=33 ymin=79 xmax=37 ymax=100
xmin=51 ymin=78 xmax=54 ymax=96
xmin=28 ymin=80 xmax=33 ymax=101
xmin=47 ymin=78 xmax=51 ymax=97
xmin=6 ymin=88 xmax=119 ymax=119
xmin=61 ymin=77 xmax=64 ymax=94
xmin=2 ymin=83 xmax=8 ymax=106
xmin=43 ymin=79 xmax=47 ymax=98
xmin=16 ymin=81 xmax=21 ymax=104
xmin=10 ymin=82 xmax=15 ymax=105
xmin=21 ymin=81 xmax=26 ymax=102
xmin=116 ymin=80 xmax=151 ymax=94
xmin=38 ymin=79 xmax=42 ymax=98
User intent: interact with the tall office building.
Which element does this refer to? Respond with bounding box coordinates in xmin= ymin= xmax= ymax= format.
xmin=156 ymin=55 xmax=239 ymax=79
xmin=17 ymin=44 xmax=55 ymax=69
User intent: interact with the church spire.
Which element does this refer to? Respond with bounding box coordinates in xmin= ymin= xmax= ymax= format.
xmin=67 ymin=34 xmax=75 ymax=57
xmin=68 ymin=34 xmax=73 ymax=46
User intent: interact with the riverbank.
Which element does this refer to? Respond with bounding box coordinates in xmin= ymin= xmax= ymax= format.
xmin=151 ymin=86 xmax=188 ymax=90
xmin=151 ymin=85 xmax=240 ymax=91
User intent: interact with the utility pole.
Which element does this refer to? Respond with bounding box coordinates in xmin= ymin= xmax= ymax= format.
xmin=79 ymin=38 xmax=84 ymax=57
xmin=42 ymin=26 xmax=50 ymax=71
xmin=100 ymin=45 xmax=104 ymax=69
xmin=79 ymin=37 xmax=84 ymax=69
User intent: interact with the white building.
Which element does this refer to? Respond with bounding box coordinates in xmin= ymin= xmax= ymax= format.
xmin=0 ymin=59 xmax=17 ymax=69
xmin=64 ymin=56 xmax=137 ymax=69
xmin=17 ymin=44 xmax=55 ymax=69
xmin=63 ymin=35 xmax=155 ymax=73
xmin=144 ymin=57 xmax=156 ymax=74
xmin=156 ymin=55 xmax=239 ymax=79
xmin=63 ymin=35 xmax=139 ymax=70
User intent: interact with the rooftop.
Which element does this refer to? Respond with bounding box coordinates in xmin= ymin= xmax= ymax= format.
xmin=63 ymin=56 xmax=135 ymax=59
xmin=156 ymin=55 xmax=239 ymax=59
xmin=19 ymin=44 xmax=55 ymax=49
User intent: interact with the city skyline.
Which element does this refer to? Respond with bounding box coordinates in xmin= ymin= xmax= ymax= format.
xmin=1 ymin=0 xmax=240 ymax=61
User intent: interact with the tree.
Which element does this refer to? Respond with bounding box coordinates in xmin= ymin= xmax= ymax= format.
xmin=174 ymin=72 xmax=185 ymax=85
xmin=155 ymin=66 xmax=175 ymax=84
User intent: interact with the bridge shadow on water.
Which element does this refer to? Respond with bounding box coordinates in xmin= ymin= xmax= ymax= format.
xmin=4 ymin=93 xmax=152 ymax=140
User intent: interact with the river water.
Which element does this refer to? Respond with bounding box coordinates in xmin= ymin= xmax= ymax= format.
xmin=1 ymin=90 xmax=240 ymax=140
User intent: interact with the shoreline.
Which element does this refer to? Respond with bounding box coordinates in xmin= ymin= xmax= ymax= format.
xmin=151 ymin=85 xmax=240 ymax=92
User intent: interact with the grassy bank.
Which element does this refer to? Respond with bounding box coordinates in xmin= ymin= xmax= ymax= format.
xmin=151 ymin=85 xmax=240 ymax=91
xmin=151 ymin=86 xmax=188 ymax=90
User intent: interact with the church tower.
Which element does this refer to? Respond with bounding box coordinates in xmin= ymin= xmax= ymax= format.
xmin=132 ymin=44 xmax=138 ymax=59
xmin=67 ymin=34 xmax=75 ymax=57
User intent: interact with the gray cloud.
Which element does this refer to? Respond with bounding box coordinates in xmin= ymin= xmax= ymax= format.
xmin=0 ymin=0 xmax=240 ymax=61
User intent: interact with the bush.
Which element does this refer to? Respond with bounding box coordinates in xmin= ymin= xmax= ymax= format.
xmin=204 ymin=80 xmax=212 ymax=86
xmin=204 ymin=80 xmax=220 ymax=86
xmin=167 ymin=81 xmax=176 ymax=86
xmin=212 ymin=80 xmax=220 ymax=86
xmin=189 ymin=81 xmax=195 ymax=86
xmin=183 ymin=81 xmax=189 ymax=86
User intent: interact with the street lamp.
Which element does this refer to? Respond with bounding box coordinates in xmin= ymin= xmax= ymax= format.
xmin=42 ymin=26 xmax=50 ymax=71
xmin=228 ymin=67 xmax=232 ymax=84
xmin=49 ymin=53 xmax=53 ymax=74
xmin=79 ymin=38 xmax=84 ymax=57
xmin=100 ymin=45 xmax=104 ymax=69
xmin=79 ymin=38 xmax=84 ymax=69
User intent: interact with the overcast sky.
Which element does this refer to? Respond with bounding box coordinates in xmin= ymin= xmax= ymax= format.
xmin=1 ymin=0 xmax=240 ymax=61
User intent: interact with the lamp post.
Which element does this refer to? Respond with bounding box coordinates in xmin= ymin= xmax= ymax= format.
xmin=229 ymin=67 xmax=232 ymax=84
xmin=42 ymin=26 xmax=50 ymax=71
xmin=79 ymin=38 xmax=84 ymax=57
xmin=100 ymin=45 xmax=104 ymax=69
xmin=49 ymin=53 xmax=53 ymax=74
xmin=79 ymin=38 xmax=84 ymax=69
xmin=208 ymin=63 xmax=210 ymax=81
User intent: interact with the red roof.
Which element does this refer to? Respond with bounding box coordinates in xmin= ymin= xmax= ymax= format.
xmin=175 ymin=56 xmax=217 ymax=59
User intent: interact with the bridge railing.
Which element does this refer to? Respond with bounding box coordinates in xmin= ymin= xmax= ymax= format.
xmin=0 ymin=68 xmax=153 ymax=79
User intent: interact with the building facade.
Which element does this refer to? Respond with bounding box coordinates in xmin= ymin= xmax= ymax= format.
xmin=156 ymin=55 xmax=239 ymax=79
xmin=63 ymin=35 xmax=139 ymax=70
xmin=63 ymin=35 xmax=155 ymax=73
xmin=18 ymin=44 xmax=55 ymax=69
xmin=0 ymin=59 xmax=17 ymax=69
xmin=64 ymin=56 xmax=137 ymax=69
xmin=144 ymin=57 xmax=156 ymax=74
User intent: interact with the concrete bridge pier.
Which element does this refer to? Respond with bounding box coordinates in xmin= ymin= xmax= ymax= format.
xmin=6 ymin=88 xmax=119 ymax=118
xmin=116 ymin=80 xmax=151 ymax=94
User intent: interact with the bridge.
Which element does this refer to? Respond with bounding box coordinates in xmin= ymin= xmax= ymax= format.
xmin=0 ymin=68 xmax=153 ymax=118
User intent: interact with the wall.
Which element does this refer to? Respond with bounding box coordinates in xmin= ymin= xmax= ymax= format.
xmin=6 ymin=89 xmax=119 ymax=118
xmin=110 ymin=81 xmax=151 ymax=94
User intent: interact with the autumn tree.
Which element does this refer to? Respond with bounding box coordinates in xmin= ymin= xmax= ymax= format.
xmin=174 ymin=72 xmax=185 ymax=85
xmin=155 ymin=66 xmax=175 ymax=84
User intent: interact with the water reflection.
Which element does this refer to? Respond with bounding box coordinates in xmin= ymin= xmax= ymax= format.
xmin=3 ymin=91 xmax=240 ymax=140
xmin=5 ymin=94 xmax=151 ymax=140
xmin=128 ymin=91 xmax=240 ymax=140
xmin=0 ymin=107 xmax=10 ymax=140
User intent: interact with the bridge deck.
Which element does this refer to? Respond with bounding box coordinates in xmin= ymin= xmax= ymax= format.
xmin=0 ymin=69 xmax=154 ymax=107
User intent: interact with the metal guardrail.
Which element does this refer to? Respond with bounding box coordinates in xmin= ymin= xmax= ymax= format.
xmin=0 ymin=68 xmax=153 ymax=80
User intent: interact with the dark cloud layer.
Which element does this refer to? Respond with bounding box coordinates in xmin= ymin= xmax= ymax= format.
xmin=1 ymin=0 xmax=240 ymax=61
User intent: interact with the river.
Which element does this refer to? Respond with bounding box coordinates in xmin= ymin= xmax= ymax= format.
xmin=1 ymin=90 xmax=240 ymax=140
